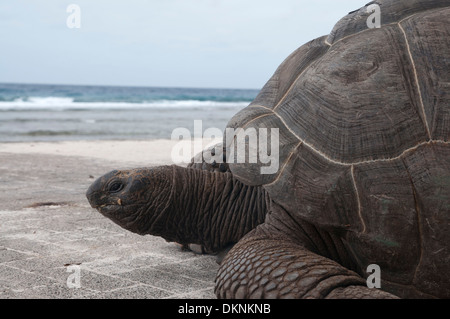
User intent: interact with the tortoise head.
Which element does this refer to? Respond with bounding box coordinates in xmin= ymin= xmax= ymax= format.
xmin=86 ymin=166 xmax=173 ymax=235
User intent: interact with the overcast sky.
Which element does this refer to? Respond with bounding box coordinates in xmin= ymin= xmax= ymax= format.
xmin=0 ymin=0 xmax=365 ymax=89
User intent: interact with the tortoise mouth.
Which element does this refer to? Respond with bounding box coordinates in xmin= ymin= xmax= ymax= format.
xmin=97 ymin=203 xmax=117 ymax=209
xmin=95 ymin=203 xmax=127 ymax=219
xmin=91 ymin=202 xmax=125 ymax=217
xmin=89 ymin=197 xmax=123 ymax=210
xmin=96 ymin=202 xmax=122 ymax=210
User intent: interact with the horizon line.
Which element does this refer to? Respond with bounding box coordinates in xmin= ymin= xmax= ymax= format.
xmin=0 ymin=81 xmax=261 ymax=92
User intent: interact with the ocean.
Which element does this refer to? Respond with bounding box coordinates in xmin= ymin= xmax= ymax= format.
xmin=0 ymin=83 xmax=258 ymax=142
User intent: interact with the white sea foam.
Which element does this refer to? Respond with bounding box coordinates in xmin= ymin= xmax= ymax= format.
xmin=0 ymin=96 xmax=249 ymax=110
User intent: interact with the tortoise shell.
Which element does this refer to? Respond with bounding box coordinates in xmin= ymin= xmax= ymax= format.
xmin=226 ymin=0 xmax=450 ymax=297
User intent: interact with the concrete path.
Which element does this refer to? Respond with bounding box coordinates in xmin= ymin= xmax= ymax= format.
xmin=0 ymin=147 xmax=219 ymax=299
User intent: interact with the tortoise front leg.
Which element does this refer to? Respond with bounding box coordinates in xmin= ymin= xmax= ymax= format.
xmin=215 ymin=229 xmax=398 ymax=299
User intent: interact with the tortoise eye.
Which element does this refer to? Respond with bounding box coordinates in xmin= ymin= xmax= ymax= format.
xmin=108 ymin=182 xmax=123 ymax=193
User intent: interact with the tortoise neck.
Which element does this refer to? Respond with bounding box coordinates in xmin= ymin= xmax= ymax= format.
xmin=161 ymin=165 xmax=268 ymax=253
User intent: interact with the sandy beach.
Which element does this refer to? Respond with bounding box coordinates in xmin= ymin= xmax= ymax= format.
xmin=0 ymin=139 xmax=220 ymax=299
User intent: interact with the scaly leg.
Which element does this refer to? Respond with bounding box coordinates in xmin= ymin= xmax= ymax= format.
xmin=215 ymin=226 xmax=398 ymax=299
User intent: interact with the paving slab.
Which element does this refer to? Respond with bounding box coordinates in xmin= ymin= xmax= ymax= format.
xmin=0 ymin=149 xmax=219 ymax=299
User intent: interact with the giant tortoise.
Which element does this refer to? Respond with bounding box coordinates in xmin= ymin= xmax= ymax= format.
xmin=86 ymin=0 xmax=450 ymax=298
